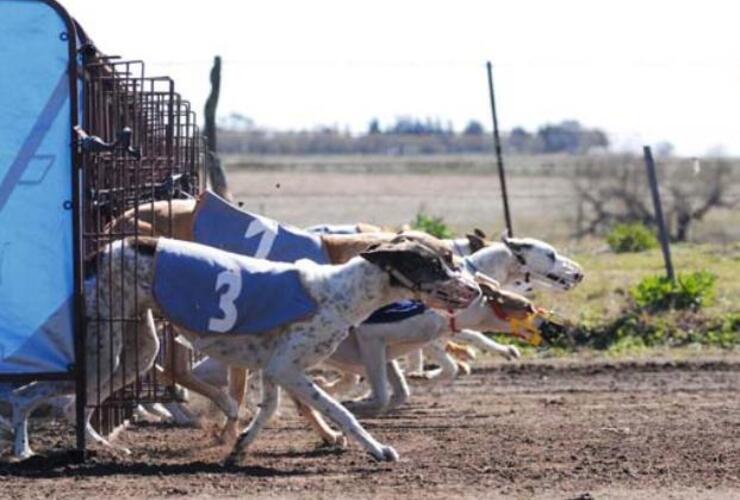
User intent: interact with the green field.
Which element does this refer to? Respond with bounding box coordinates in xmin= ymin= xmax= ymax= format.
xmin=223 ymin=153 xmax=740 ymax=353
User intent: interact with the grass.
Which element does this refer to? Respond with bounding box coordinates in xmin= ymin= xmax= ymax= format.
xmin=536 ymin=241 xmax=740 ymax=321
xmin=486 ymin=241 xmax=740 ymax=356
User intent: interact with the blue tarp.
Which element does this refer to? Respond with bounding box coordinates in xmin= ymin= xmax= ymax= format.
xmin=0 ymin=0 xmax=76 ymax=373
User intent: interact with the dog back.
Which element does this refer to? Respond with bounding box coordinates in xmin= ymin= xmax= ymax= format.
xmin=153 ymin=238 xmax=317 ymax=335
xmin=193 ymin=191 xmax=329 ymax=264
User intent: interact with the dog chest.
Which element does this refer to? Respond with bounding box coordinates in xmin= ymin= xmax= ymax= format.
xmin=193 ymin=191 xmax=330 ymax=264
xmin=152 ymin=238 xmax=317 ymax=336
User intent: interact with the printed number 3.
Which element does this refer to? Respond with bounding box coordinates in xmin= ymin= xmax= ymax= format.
xmin=208 ymin=270 xmax=242 ymax=333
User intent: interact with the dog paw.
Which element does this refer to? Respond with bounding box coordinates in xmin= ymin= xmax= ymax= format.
xmin=114 ymin=445 xmax=132 ymax=456
xmin=457 ymin=361 xmax=472 ymax=376
xmin=320 ymin=432 xmax=348 ymax=448
xmin=12 ymin=449 xmax=35 ymax=462
xmin=370 ymin=445 xmax=399 ymax=462
xmin=506 ymin=345 xmax=521 ymax=360
xmin=342 ymin=400 xmax=384 ymax=417
xmin=407 ymin=370 xmax=438 ymax=381
xmin=223 ymin=451 xmax=243 ymax=467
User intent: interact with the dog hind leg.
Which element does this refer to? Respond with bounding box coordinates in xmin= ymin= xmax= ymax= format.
xmin=455 ymin=329 xmax=520 ymax=360
xmin=275 ymin=371 xmax=398 ymax=462
xmin=225 ymin=377 xmax=280 ymax=465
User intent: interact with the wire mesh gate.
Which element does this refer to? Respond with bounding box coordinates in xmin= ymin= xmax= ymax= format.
xmin=77 ymin=42 xmax=206 ymax=438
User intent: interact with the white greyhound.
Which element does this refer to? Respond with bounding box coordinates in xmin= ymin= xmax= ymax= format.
xmin=404 ymin=232 xmax=583 ymax=380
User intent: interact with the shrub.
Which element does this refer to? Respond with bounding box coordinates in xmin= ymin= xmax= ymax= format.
xmin=411 ymin=213 xmax=453 ymax=239
xmin=630 ymin=271 xmax=716 ymax=311
xmin=606 ymin=223 xmax=658 ymax=253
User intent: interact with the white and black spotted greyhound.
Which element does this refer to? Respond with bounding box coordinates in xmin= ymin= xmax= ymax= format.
xmin=6 ymin=234 xmax=479 ymax=462
xmin=181 ymin=276 xmax=557 ymax=419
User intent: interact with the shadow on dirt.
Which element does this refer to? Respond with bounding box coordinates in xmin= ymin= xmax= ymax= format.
xmin=0 ymin=450 xmax=315 ymax=479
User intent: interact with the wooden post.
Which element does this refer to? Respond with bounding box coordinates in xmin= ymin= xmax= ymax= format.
xmin=643 ymin=145 xmax=675 ymax=282
xmin=486 ymin=61 xmax=513 ymax=236
xmin=204 ymin=56 xmax=233 ymax=202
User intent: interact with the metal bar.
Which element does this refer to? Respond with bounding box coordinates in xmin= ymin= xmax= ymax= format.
xmin=643 ymin=145 xmax=675 ymax=282
xmin=0 ymin=371 xmax=76 ymax=383
xmin=486 ymin=61 xmax=513 ymax=236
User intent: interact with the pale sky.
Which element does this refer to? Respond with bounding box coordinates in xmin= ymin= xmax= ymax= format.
xmin=62 ymin=0 xmax=740 ymax=156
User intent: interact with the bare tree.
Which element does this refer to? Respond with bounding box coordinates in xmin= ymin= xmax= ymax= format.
xmin=573 ymin=157 xmax=739 ymax=241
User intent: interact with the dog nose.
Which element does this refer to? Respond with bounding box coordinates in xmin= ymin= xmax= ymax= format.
xmin=574 ymin=272 xmax=584 ymax=282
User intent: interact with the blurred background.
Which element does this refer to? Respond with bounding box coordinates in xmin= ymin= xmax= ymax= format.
xmin=63 ymin=0 xmax=739 ymax=347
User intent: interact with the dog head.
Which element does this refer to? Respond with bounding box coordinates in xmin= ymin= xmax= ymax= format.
xmin=361 ymin=235 xmax=480 ymax=310
xmin=501 ymin=233 xmax=584 ymax=292
xmin=476 ymin=274 xmax=545 ymax=346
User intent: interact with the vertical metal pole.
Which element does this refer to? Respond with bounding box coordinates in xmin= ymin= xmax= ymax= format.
xmin=486 ymin=61 xmax=513 ymax=236
xmin=643 ymin=145 xmax=675 ymax=282
xmin=67 ymin=14 xmax=87 ymax=463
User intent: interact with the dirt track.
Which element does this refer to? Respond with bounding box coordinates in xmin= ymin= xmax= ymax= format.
xmin=2 ymin=357 xmax=740 ymax=499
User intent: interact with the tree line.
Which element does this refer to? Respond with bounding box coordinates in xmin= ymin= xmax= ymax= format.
xmin=218 ymin=115 xmax=611 ymax=155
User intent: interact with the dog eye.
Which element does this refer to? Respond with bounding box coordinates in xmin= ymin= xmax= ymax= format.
xmin=547 ymin=251 xmax=556 ymax=261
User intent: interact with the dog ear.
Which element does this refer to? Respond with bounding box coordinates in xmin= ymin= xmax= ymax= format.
xmin=395 ymin=231 xmax=454 ymax=266
xmin=466 ymin=233 xmax=488 ymax=253
xmin=473 ymin=228 xmax=487 ymax=239
xmin=360 ymin=241 xmax=416 ymax=267
xmin=478 ymin=281 xmax=499 ymax=299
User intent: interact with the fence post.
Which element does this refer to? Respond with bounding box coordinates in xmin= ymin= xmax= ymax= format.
xmin=643 ymin=145 xmax=675 ymax=282
xmin=486 ymin=61 xmax=513 ymax=236
xmin=204 ymin=56 xmax=232 ymax=202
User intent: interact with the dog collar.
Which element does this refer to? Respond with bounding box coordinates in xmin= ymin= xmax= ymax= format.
xmin=452 ymin=240 xmax=467 ymax=258
xmin=462 ymin=256 xmax=481 ymax=275
xmin=489 ymin=300 xmax=509 ymax=322
xmin=447 ymin=309 xmax=459 ymax=333
xmin=385 ymin=266 xmax=420 ymax=292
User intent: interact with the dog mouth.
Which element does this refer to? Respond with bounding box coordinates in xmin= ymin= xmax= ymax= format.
xmin=530 ymin=271 xmax=582 ymax=291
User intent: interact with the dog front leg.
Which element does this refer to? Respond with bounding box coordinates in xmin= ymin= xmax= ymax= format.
xmin=291 ymin=396 xmax=346 ymax=446
xmin=386 ymin=360 xmax=410 ymax=409
xmin=220 ymin=366 xmax=250 ymax=443
xmin=344 ymin=337 xmax=391 ymax=416
xmin=225 ymin=377 xmax=280 ymax=465
xmin=161 ymin=336 xmax=238 ymax=431
xmin=405 ymin=349 xmax=424 ymax=375
xmin=317 ymin=372 xmax=361 ymax=397
xmin=228 ymin=366 xmax=248 ymax=407
xmin=276 ymin=371 xmax=398 ymax=462
xmin=455 ymin=329 xmax=520 ymax=360
xmin=420 ymin=340 xmax=459 ymax=380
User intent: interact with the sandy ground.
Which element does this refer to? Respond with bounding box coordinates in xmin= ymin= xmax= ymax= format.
xmin=224 ymin=167 xmax=577 ymax=241
xmin=2 ymin=356 xmax=739 ymax=499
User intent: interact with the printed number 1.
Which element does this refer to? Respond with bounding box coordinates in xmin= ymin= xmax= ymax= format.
xmin=244 ymin=216 xmax=278 ymax=259
xmin=208 ymin=270 xmax=242 ymax=333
